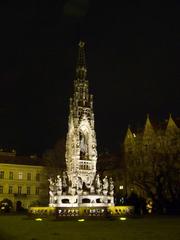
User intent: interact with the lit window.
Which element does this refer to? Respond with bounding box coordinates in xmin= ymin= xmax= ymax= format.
xmin=36 ymin=173 xmax=40 ymax=181
xmin=27 ymin=187 xmax=31 ymax=195
xmin=9 ymin=186 xmax=13 ymax=194
xmin=27 ymin=173 xmax=31 ymax=181
xmin=18 ymin=172 xmax=23 ymax=180
xmin=9 ymin=172 xmax=13 ymax=180
xmin=18 ymin=186 xmax=22 ymax=194
xmin=35 ymin=187 xmax=40 ymax=195
xmin=0 ymin=186 xmax=3 ymax=194
xmin=0 ymin=171 xmax=4 ymax=179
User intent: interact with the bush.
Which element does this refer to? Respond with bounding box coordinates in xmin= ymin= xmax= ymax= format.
xmin=0 ymin=199 xmax=13 ymax=213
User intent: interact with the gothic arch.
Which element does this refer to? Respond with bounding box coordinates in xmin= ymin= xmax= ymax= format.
xmin=79 ymin=117 xmax=92 ymax=160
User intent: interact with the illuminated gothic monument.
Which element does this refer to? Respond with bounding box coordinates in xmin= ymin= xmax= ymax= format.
xmin=66 ymin=41 xmax=97 ymax=187
xmin=49 ymin=42 xmax=114 ymax=207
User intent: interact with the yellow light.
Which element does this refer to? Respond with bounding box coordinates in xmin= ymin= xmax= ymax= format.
xmin=120 ymin=217 xmax=126 ymax=221
xmin=35 ymin=218 xmax=43 ymax=221
xmin=78 ymin=219 xmax=85 ymax=222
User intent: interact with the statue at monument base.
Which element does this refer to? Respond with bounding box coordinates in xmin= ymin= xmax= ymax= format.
xmin=48 ymin=173 xmax=114 ymax=207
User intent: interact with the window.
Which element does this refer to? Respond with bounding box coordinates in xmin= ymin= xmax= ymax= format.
xmin=35 ymin=187 xmax=40 ymax=195
xmin=18 ymin=186 xmax=22 ymax=194
xmin=9 ymin=172 xmax=13 ymax=180
xmin=27 ymin=187 xmax=31 ymax=195
xmin=36 ymin=173 xmax=40 ymax=181
xmin=0 ymin=171 xmax=4 ymax=179
xmin=9 ymin=186 xmax=13 ymax=194
xmin=144 ymin=144 xmax=148 ymax=151
xmin=27 ymin=173 xmax=31 ymax=181
xmin=82 ymin=198 xmax=90 ymax=203
xmin=18 ymin=172 xmax=23 ymax=180
xmin=0 ymin=186 xmax=3 ymax=194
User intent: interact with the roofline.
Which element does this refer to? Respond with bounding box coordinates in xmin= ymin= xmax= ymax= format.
xmin=0 ymin=163 xmax=45 ymax=168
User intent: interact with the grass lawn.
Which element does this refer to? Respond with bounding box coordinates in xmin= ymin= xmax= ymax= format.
xmin=0 ymin=215 xmax=180 ymax=240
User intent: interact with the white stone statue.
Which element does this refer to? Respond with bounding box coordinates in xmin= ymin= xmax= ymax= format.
xmin=68 ymin=186 xmax=72 ymax=195
xmin=96 ymin=174 xmax=101 ymax=188
xmin=95 ymin=174 xmax=102 ymax=194
xmin=85 ymin=176 xmax=91 ymax=189
xmin=102 ymin=176 xmax=108 ymax=195
xmin=79 ymin=130 xmax=89 ymax=160
xmin=77 ymin=177 xmax=83 ymax=190
xmin=49 ymin=190 xmax=54 ymax=205
xmin=90 ymin=184 xmax=95 ymax=194
xmin=109 ymin=177 xmax=114 ymax=196
xmin=80 ymin=132 xmax=87 ymax=154
xmin=48 ymin=177 xmax=56 ymax=205
xmin=62 ymin=171 xmax=68 ymax=188
xmin=56 ymin=175 xmax=62 ymax=196
xmin=103 ymin=176 xmax=108 ymax=190
xmin=72 ymin=173 xmax=78 ymax=188
xmin=71 ymin=187 xmax=76 ymax=196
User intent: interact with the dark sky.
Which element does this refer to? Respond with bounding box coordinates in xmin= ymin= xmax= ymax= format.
xmin=0 ymin=1 xmax=178 ymax=155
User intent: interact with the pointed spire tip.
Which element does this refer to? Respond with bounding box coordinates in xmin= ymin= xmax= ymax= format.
xmin=79 ymin=41 xmax=85 ymax=48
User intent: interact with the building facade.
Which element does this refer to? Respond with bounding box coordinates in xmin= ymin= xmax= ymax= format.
xmin=0 ymin=152 xmax=48 ymax=210
xmin=123 ymin=114 xmax=180 ymax=199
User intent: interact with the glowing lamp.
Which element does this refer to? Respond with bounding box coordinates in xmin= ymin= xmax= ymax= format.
xmin=35 ymin=218 xmax=42 ymax=221
xmin=78 ymin=219 xmax=85 ymax=222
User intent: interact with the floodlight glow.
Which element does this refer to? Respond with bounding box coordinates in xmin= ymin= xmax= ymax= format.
xmin=78 ymin=219 xmax=85 ymax=222
xmin=120 ymin=217 xmax=126 ymax=221
xmin=35 ymin=218 xmax=42 ymax=221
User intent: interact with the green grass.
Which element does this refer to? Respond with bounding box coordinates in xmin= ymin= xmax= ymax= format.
xmin=0 ymin=215 xmax=180 ymax=240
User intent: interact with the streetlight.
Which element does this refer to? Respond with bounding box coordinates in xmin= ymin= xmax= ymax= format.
xmin=119 ymin=185 xmax=124 ymax=205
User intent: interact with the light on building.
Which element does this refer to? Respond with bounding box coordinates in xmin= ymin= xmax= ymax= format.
xmin=120 ymin=217 xmax=127 ymax=221
xmin=119 ymin=185 xmax=124 ymax=190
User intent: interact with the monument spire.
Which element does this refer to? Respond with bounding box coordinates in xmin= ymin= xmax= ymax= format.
xmin=66 ymin=41 xmax=97 ymax=187
xmin=166 ymin=114 xmax=179 ymax=135
xmin=76 ymin=41 xmax=87 ymax=80
xmin=143 ymin=114 xmax=156 ymax=146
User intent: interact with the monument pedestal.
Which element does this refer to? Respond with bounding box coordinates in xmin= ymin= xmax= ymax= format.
xmin=49 ymin=193 xmax=114 ymax=208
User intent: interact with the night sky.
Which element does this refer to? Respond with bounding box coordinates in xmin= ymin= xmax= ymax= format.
xmin=0 ymin=1 xmax=178 ymax=155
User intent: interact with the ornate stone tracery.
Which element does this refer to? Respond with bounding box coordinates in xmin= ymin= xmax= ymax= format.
xmin=65 ymin=42 xmax=97 ymax=187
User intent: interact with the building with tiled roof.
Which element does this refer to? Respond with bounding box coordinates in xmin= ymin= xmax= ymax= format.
xmin=0 ymin=150 xmax=48 ymax=210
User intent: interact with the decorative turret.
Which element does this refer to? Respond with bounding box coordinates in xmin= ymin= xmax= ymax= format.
xmin=143 ymin=114 xmax=155 ymax=135
xmin=166 ymin=114 xmax=179 ymax=135
xmin=165 ymin=114 xmax=180 ymax=151
xmin=143 ymin=114 xmax=156 ymax=146
xmin=124 ymin=125 xmax=135 ymax=153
